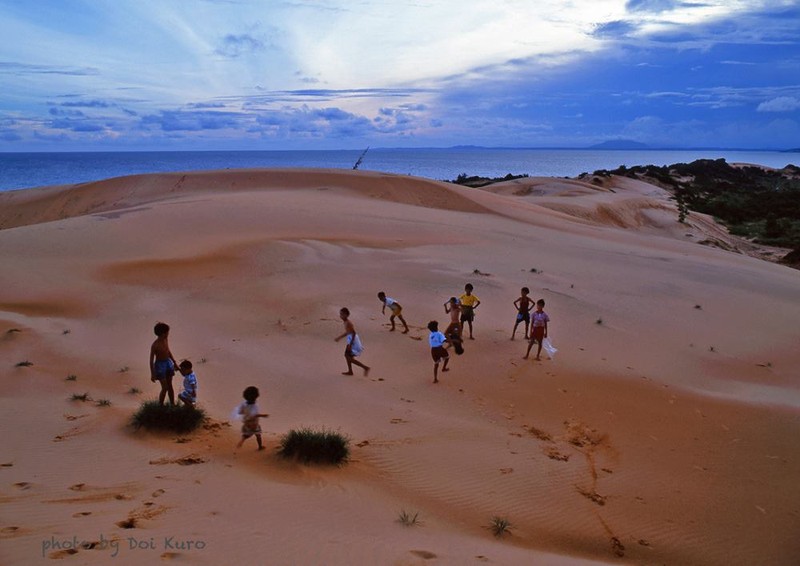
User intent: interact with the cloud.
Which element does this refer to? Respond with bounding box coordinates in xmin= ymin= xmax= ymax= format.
xmin=141 ymin=110 xmax=242 ymax=131
xmin=60 ymin=99 xmax=111 ymax=108
xmin=0 ymin=61 xmax=98 ymax=76
xmin=214 ymin=34 xmax=265 ymax=58
xmin=757 ymin=97 xmax=800 ymax=113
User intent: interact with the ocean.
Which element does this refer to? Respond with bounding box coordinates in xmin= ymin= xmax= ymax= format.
xmin=0 ymin=148 xmax=797 ymax=193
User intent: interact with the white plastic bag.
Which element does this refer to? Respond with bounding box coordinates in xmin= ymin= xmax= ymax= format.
xmin=542 ymin=337 xmax=558 ymax=359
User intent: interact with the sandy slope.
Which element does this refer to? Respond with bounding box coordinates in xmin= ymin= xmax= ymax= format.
xmin=1 ymin=168 xmax=799 ymax=565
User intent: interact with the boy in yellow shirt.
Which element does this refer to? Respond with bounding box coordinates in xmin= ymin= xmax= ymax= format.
xmin=458 ymin=283 xmax=481 ymax=340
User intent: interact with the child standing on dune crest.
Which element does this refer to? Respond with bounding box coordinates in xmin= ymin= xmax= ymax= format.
xmin=236 ymin=386 xmax=268 ymax=450
xmin=150 ymin=322 xmax=178 ymax=406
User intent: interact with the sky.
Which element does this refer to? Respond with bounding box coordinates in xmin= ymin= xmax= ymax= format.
xmin=0 ymin=0 xmax=798 ymax=152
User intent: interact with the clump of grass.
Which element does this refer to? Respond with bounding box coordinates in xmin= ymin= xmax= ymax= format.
xmin=277 ymin=427 xmax=350 ymax=465
xmin=15 ymin=360 xmax=33 ymax=367
xmin=65 ymin=374 xmax=78 ymax=381
xmin=489 ymin=516 xmax=513 ymax=538
xmin=62 ymin=329 xmax=71 ymax=335
xmin=709 ymin=346 xmax=716 ymax=352
xmin=96 ymin=399 xmax=111 ymax=407
xmin=70 ymin=392 xmax=91 ymax=402
xmin=694 ymin=304 xmax=702 ymax=310
xmin=199 ymin=358 xmax=207 ymax=364
xmin=131 ymin=401 xmax=205 ymax=433
xmin=128 ymin=387 xmax=141 ymax=394
xmin=118 ymin=366 xmax=130 ymax=373
xmin=397 ymin=509 xmax=420 ymax=527
xmin=595 ymin=318 xmax=603 ymax=325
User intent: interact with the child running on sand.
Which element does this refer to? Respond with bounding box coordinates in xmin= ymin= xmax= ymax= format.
xmin=524 ymin=299 xmax=550 ymax=361
xmin=334 ymin=307 xmax=371 ymax=376
xmin=458 ymin=283 xmax=481 ymax=339
xmin=377 ymin=292 xmax=409 ymax=333
xmin=176 ymin=360 xmax=197 ymax=409
xmin=427 ymin=321 xmax=450 ymax=383
xmin=512 ymin=287 xmax=534 ymax=340
xmin=149 ymin=322 xmax=179 ymax=406
xmin=236 ymin=386 xmax=268 ymax=450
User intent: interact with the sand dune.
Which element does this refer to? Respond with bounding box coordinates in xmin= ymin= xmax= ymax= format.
xmin=1 ymin=168 xmax=799 ymax=565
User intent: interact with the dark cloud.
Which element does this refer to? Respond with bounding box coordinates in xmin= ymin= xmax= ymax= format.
xmin=591 ymin=20 xmax=637 ymax=38
xmin=141 ymin=110 xmax=242 ymax=131
xmin=60 ymin=99 xmax=111 ymax=108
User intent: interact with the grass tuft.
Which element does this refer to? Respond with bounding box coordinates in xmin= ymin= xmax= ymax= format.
xmin=131 ymin=401 xmax=205 ymax=433
xmin=65 ymin=374 xmax=78 ymax=381
xmin=70 ymin=392 xmax=90 ymax=402
xmin=397 ymin=509 xmax=421 ymax=527
xmin=128 ymin=387 xmax=141 ymax=394
xmin=96 ymin=399 xmax=111 ymax=407
xmin=118 ymin=366 xmax=130 ymax=373
xmin=15 ymin=360 xmax=33 ymax=367
xmin=595 ymin=318 xmax=603 ymax=325
xmin=278 ymin=427 xmax=350 ymax=465
xmin=489 ymin=516 xmax=513 ymax=538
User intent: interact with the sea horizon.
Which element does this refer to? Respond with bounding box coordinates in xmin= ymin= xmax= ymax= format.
xmin=1 ymin=147 xmax=797 ymax=193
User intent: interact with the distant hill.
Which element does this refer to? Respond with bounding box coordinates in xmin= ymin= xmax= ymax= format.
xmin=588 ymin=140 xmax=650 ymax=150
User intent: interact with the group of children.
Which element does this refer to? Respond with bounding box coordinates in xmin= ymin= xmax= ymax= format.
xmin=373 ymin=284 xmax=551 ymax=382
xmin=146 ymin=283 xmax=551 ymax=449
xmin=149 ymin=322 xmax=266 ymax=450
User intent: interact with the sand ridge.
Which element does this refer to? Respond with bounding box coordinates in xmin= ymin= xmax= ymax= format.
xmin=1 ymin=168 xmax=799 ymax=565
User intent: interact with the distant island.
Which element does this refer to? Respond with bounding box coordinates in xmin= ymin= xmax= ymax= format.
xmin=586 ymin=140 xmax=650 ymax=150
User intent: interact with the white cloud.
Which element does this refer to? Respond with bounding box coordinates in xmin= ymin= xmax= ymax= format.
xmin=757 ymin=96 xmax=800 ymax=112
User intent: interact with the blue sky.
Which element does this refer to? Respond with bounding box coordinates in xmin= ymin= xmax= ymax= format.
xmin=1 ymin=0 xmax=798 ymax=151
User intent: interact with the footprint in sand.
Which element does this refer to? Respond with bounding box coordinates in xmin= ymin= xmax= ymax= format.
xmin=69 ymin=483 xmax=85 ymax=491
xmin=1 ymin=526 xmax=20 ymax=534
xmin=13 ymin=482 xmax=31 ymax=490
xmin=410 ymin=550 xmax=437 ymax=560
xmin=151 ymin=488 xmax=165 ymax=498
xmin=72 ymin=512 xmax=91 ymax=518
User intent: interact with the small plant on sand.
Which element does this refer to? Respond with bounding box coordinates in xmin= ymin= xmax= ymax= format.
xmin=131 ymin=401 xmax=205 ymax=433
xmin=70 ymin=392 xmax=91 ymax=402
xmin=15 ymin=360 xmax=33 ymax=367
xmin=277 ymin=427 xmax=350 ymax=465
xmin=397 ymin=509 xmax=421 ymax=527
xmin=65 ymin=374 xmax=78 ymax=381
xmin=96 ymin=399 xmax=111 ymax=407
xmin=489 ymin=516 xmax=513 ymax=538
xmin=128 ymin=387 xmax=141 ymax=394
xmin=62 ymin=329 xmax=71 ymax=335
xmin=118 ymin=366 xmax=130 ymax=373
xmin=595 ymin=318 xmax=603 ymax=325
xmin=694 ymin=304 xmax=703 ymax=310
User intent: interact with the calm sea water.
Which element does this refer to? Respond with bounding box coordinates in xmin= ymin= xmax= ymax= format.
xmin=0 ymin=148 xmax=797 ymax=192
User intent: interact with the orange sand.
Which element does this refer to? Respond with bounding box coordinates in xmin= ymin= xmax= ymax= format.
xmin=1 ymin=169 xmax=799 ymax=565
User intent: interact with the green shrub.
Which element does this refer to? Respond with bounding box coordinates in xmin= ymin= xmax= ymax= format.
xmin=131 ymin=401 xmax=205 ymax=433
xmin=278 ymin=427 xmax=350 ymax=465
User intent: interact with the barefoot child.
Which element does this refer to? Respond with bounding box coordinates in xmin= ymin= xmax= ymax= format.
xmin=334 ymin=307 xmax=371 ymax=376
xmin=525 ymin=299 xmax=550 ymax=361
xmin=177 ymin=360 xmax=197 ymax=409
xmin=149 ymin=322 xmax=178 ymax=406
xmin=443 ymin=297 xmax=464 ymax=355
xmin=512 ymin=287 xmax=534 ymax=340
xmin=427 ymin=320 xmax=450 ymax=383
xmin=459 ymin=283 xmax=481 ymax=339
xmin=236 ymin=386 xmax=268 ymax=450
xmin=377 ymin=292 xmax=409 ymax=333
